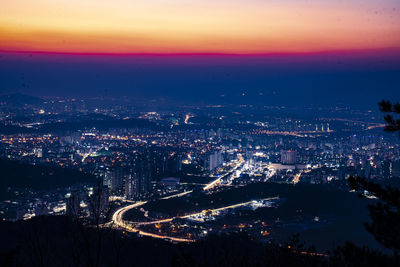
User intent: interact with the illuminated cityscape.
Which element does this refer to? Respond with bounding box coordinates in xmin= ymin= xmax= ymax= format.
xmin=1 ymin=97 xmax=399 ymax=244
xmin=1 ymin=0 xmax=400 ymax=266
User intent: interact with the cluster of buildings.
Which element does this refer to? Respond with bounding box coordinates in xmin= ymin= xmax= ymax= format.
xmin=1 ymin=97 xmax=400 ymax=223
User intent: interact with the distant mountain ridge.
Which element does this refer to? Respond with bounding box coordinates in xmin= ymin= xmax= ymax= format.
xmin=0 ymin=93 xmax=44 ymax=106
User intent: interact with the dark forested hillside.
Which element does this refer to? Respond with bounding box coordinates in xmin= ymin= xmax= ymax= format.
xmin=0 ymin=158 xmax=96 ymax=200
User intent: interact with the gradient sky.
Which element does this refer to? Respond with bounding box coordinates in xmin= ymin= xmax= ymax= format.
xmin=1 ymin=1 xmax=400 ymax=107
xmin=1 ymin=0 xmax=400 ymax=54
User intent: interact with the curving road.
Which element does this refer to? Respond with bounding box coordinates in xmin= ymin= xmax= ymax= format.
xmin=111 ymin=198 xmax=194 ymax=242
xmin=111 ymin=194 xmax=278 ymax=243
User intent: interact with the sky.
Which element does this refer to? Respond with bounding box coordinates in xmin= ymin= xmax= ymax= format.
xmin=0 ymin=1 xmax=399 ymax=107
xmin=1 ymin=0 xmax=400 ymax=54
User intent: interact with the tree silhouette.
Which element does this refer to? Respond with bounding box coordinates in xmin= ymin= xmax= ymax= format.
xmin=379 ymin=100 xmax=400 ymax=135
xmin=348 ymin=176 xmax=400 ymax=251
xmin=348 ymin=100 xmax=400 ymax=252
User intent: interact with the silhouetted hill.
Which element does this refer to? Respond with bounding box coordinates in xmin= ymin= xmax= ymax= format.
xmin=0 ymin=93 xmax=43 ymax=107
xmin=0 ymin=158 xmax=96 ymax=200
xmin=0 ymin=215 xmax=397 ymax=267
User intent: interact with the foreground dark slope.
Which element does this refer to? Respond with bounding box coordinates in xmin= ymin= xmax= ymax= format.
xmin=0 ymin=215 xmax=398 ymax=267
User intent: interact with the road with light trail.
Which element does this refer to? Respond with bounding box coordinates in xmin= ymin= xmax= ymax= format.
xmin=111 ymin=200 xmax=194 ymax=242
xmin=203 ymin=154 xmax=245 ymax=191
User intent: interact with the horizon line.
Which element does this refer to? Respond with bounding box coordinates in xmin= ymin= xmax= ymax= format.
xmin=1 ymin=47 xmax=400 ymax=57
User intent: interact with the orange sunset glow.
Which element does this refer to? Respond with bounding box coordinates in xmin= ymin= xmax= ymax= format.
xmin=1 ymin=0 xmax=400 ymax=54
